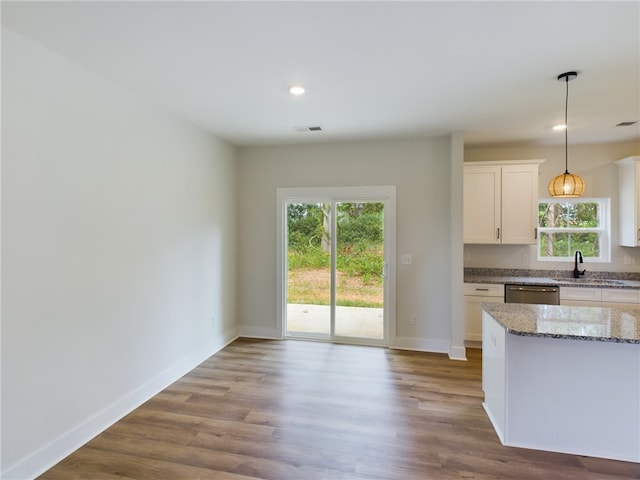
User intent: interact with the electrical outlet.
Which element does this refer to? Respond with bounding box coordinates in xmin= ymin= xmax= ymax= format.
xmin=624 ymin=254 xmax=633 ymax=265
xmin=410 ymin=314 xmax=418 ymax=326
xmin=522 ymin=253 xmax=529 ymax=264
xmin=464 ymin=252 xmax=470 ymax=261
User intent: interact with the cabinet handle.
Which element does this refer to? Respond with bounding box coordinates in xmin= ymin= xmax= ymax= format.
xmin=496 ymin=228 xmax=500 ymax=239
xmin=637 ymin=229 xmax=639 ymax=242
xmin=534 ymin=227 xmax=538 ymax=240
xmin=475 ymin=288 xmax=490 ymax=291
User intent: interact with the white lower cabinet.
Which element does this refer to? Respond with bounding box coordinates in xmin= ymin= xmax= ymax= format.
xmin=464 ymin=283 xmax=503 ymax=343
xmin=562 ymin=286 xmax=640 ymax=307
xmin=559 ymin=286 xmax=601 ymax=306
xmin=601 ymin=288 xmax=640 ymax=307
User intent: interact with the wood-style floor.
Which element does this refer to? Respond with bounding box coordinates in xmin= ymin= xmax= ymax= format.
xmin=39 ymin=339 xmax=639 ymax=479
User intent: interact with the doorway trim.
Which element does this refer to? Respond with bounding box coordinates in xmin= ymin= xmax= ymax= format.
xmin=276 ymin=186 xmax=396 ymax=346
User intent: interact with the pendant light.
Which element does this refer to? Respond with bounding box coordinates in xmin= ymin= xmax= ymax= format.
xmin=547 ymin=71 xmax=585 ymax=197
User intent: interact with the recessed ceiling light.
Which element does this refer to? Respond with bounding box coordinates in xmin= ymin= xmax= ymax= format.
xmin=552 ymin=124 xmax=567 ymax=131
xmin=288 ymin=85 xmax=305 ymax=96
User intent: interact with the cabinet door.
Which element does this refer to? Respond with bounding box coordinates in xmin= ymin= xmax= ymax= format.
xmin=559 ymin=286 xmax=601 ymax=306
xmin=601 ymin=288 xmax=640 ymax=307
xmin=501 ymin=164 xmax=539 ymax=244
xmin=465 ymin=296 xmax=504 ymax=342
xmin=464 ymin=285 xmax=504 ymax=342
xmin=617 ymin=158 xmax=640 ymax=247
xmin=482 ymin=311 xmax=506 ymax=441
xmin=464 ymin=166 xmax=501 ymax=244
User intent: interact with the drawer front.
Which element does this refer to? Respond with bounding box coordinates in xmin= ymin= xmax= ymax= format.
xmin=560 ymin=286 xmax=602 ymax=302
xmin=464 ymin=283 xmax=503 ymax=297
xmin=601 ymin=288 xmax=640 ymax=304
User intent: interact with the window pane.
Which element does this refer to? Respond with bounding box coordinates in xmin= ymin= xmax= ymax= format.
xmin=571 ymin=232 xmax=600 ymax=257
xmin=539 ymin=232 xmax=569 ymax=257
xmin=538 ymin=202 xmax=600 ymax=228
xmin=539 ymin=232 xmax=600 ymax=258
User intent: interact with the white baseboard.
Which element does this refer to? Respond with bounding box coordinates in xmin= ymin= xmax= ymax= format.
xmin=237 ymin=331 xmax=466 ymax=361
xmin=448 ymin=344 xmax=468 ymax=361
xmin=2 ymin=331 xmax=238 ymax=480
xmin=390 ymin=336 xmax=451 ymax=354
xmin=237 ymin=325 xmax=282 ymax=339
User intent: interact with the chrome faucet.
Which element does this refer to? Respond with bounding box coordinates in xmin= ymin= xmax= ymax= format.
xmin=573 ymin=250 xmax=586 ymax=278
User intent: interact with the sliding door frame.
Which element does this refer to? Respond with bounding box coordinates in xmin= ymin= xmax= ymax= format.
xmin=276 ymin=186 xmax=396 ymax=346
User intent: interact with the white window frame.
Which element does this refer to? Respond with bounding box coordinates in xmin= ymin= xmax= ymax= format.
xmin=537 ymin=198 xmax=610 ymax=263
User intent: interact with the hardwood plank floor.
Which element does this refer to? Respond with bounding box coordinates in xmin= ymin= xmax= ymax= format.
xmin=39 ymin=339 xmax=640 ymax=479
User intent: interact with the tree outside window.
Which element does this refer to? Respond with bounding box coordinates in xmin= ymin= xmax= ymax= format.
xmin=538 ymin=199 xmax=610 ymax=262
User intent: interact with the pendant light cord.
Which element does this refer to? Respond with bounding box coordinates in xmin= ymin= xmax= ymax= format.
xmin=548 ymin=71 xmax=583 ymax=197
xmin=564 ymin=75 xmax=569 ymax=174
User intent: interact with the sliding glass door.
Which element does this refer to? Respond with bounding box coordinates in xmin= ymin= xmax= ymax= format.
xmin=277 ymin=187 xmax=395 ymax=346
xmin=334 ymin=201 xmax=384 ymax=339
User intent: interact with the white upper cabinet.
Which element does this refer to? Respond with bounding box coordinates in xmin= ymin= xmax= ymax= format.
xmin=464 ymin=165 xmax=501 ymax=244
xmin=615 ymin=156 xmax=640 ymax=247
xmin=464 ymin=160 xmax=543 ymax=244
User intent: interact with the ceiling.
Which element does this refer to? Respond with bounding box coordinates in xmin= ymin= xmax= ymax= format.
xmin=2 ymin=1 xmax=639 ymax=148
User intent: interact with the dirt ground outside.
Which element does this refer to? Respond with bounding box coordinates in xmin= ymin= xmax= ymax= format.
xmin=287 ymin=268 xmax=383 ymax=307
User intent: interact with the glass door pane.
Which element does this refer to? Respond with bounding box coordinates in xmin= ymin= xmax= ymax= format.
xmin=286 ymin=202 xmax=331 ymax=338
xmin=334 ymin=202 xmax=384 ymax=339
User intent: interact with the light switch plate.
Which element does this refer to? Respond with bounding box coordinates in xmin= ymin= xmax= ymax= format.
xmin=401 ymin=254 xmax=413 ymax=265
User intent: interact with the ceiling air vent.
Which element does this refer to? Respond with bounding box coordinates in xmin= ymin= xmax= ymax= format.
xmin=293 ymin=126 xmax=323 ymax=132
xmin=616 ymin=121 xmax=638 ymax=127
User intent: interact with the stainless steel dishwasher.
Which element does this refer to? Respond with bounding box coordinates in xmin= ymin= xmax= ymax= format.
xmin=504 ymin=284 xmax=560 ymax=305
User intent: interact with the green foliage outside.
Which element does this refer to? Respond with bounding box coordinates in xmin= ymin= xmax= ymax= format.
xmin=337 ymin=242 xmax=383 ymax=282
xmin=538 ymin=202 xmax=600 ymax=257
xmin=539 ymin=232 xmax=600 ymax=257
xmin=287 ymin=204 xmax=324 ymax=250
xmin=287 ymin=202 xmax=384 ymax=307
xmin=287 ymin=244 xmax=383 ymax=282
xmin=538 ymin=202 xmax=599 ymax=228
xmin=288 ymin=245 xmax=329 ymax=270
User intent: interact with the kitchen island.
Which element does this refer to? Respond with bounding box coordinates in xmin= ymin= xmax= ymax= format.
xmin=482 ymin=303 xmax=640 ymax=463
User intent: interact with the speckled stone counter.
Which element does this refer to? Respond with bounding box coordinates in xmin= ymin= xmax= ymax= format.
xmin=464 ymin=275 xmax=640 ymax=289
xmin=482 ymin=302 xmax=640 ymax=344
xmin=464 ymin=267 xmax=640 ymax=289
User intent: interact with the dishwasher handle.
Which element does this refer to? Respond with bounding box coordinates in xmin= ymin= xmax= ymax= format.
xmin=506 ymin=285 xmax=558 ymax=293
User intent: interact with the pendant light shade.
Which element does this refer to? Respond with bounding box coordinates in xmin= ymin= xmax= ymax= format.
xmin=547 ymin=171 xmax=585 ymax=197
xmin=548 ymin=71 xmax=585 ymax=197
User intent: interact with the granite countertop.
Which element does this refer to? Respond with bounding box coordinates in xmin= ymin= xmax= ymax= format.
xmin=483 ymin=302 xmax=640 ymax=344
xmin=465 ymin=275 xmax=640 ymax=289
xmin=464 ymin=268 xmax=640 ymax=290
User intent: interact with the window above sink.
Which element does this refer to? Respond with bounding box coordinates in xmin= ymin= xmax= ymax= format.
xmin=537 ymin=198 xmax=610 ymax=263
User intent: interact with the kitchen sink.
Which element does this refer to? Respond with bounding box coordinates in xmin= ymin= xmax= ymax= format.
xmin=553 ymin=278 xmax=626 ymax=286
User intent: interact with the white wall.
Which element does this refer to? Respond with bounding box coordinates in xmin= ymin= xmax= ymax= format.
xmin=464 ymin=141 xmax=640 ymax=273
xmin=1 ymin=29 xmax=238 ymax=479
xmin=236 ymin=137 xmax=456 ymax=352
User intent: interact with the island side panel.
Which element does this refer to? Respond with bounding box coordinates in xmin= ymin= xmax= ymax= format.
xmin=505 ymin=333 xmax=640 ymax=463
xmin=481 ymin=310 xmax=507 ymax=442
